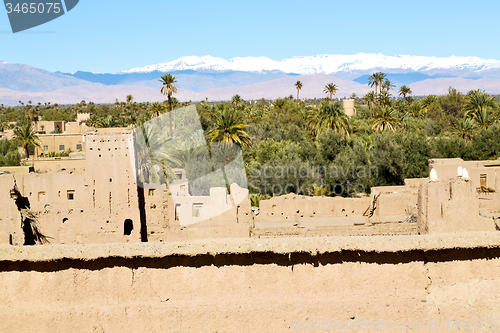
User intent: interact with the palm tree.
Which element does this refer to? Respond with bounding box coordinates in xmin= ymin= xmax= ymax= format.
xmin=465 ymin=89 xmax=495 ymax=116
xmin=97 ymin=115 xmax=118 ymax=128
xmin=421 ymin=94 xmax=437 ymax=114
xmin=133 ymin=121 xmax=181 ymax=240
xmin=208 ymin=104 xmax=217 ymax=127
xmin=158 ymin=73 xmax=178 ymax=135
xmin=159 ymin=73 xmax=178 ymax=111
xmin=454 ymin=117 xmax=477 ymax=140
xmin=323 ymin=83 xmax=338 ymax=102
xmin=150 ymin=101 xmax=165 ymax=119
xmin=170 ymin=97 xmax=179 ymax=111
xmin=398 ymin=85 xmax=412 ymax=103
xmin=273 ymin=97 xmax=287 ymax=118
xmin=207 ymin=108 xmax=252 ymax=148
xmin=232 ymin=94 xmax=242 ymax=108
xmin=135 ymin=121 xmax=180 ymax=185
xmin=471 ymin=106 xmax=495 ymax=130
xmin=13 ymin=123 xmax=41 ymax=158
xmin=372 ymin=106 xmax=400 ymax=132
xmin=207 ymin=108 xmax=251 ymax=196
xmin=126 ymin=95 xmax=134 ymax=104
xmin=379 ymin=90 xmax=392 ymax=106
xmin=294 ymin=80 xmax=303 ymax=101
xmin=382 ymin=79 xmax=395 ymax=94
xmin=363 ymin=91 xmax=376 ymax=112
xmin=408 ymin=101 xmax=423 ymax=118
xmin=310 ymin=101 xmax=350 ymax=138
xmin=367 ymin=72 xmax=386 ymax=98
xmin=306 ymin=184 xmax=330 ymax=196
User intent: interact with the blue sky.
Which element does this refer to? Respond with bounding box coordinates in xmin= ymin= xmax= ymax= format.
xmin=1 ymin=0 xmax=499 ymax=73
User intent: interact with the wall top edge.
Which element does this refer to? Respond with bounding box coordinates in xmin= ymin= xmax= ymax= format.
xmin=1 ymin=232 xmax=500 ymax=263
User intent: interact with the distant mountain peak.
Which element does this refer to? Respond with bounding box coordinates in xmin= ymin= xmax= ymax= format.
xmin=120 ymin=53 xmax=500 ymax=76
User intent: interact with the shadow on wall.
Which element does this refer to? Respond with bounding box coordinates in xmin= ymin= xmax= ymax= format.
xmin=10 ymin=184 xmax=50 ymax=245
xmin=2 ymin=247 xmax=500 ymax=273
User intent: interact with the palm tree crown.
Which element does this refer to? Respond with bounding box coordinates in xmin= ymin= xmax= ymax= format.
xmin=295 ymin=80 xmax=303 ymax=101
xmin=398 ymin=85 xmax=412 ymax=103
xmin=13 ymin=123 xmax=41 ymax=158
xmin=372 ymin=106 xmax=400 ymax=132
xmin=208 ymin=108 xmax=252 ymax=148
xmin=454 ymin=117 xmax=477 ymax=140
xmin=310 ymin=101 xmax=350 ymax=138
xmin=158 ymin=73 xmax=178 ymax=111
xmin=150 ymin=102 xmax=166 ymax=119
xmin=323 ymin=83 xmax=338 ymax=101
xmin=126 ymin=94 xmax=134 ymax=104
xmin=158 ymin=73 xmax=178 ymax=136
xmin=367 ymin=72 xmax=386 ymax=97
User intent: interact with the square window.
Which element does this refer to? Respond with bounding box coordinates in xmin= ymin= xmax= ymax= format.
xmin=480 ymin=174 xmax=487 ymax=188
xmin=76 ymin=144 xmax=82 ymax=150
xmin=192 ymin=203 xmax=203 ymax=217
xmin=67 ymin=190 xmax=75 ymax=200
xmin=59 ymin=145 xmax=65 ymax=151
xmin=43 ymin=146 xmax=49 ymax=152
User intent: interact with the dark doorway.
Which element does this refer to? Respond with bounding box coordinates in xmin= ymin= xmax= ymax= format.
xmin=124 ymin=219 xmax=134 ymax=235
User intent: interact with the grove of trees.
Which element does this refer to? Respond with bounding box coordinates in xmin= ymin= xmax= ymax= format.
xmin=2 ymin=72 xmax=500 ymax=199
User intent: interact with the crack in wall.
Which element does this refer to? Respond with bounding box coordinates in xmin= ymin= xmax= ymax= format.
xmin=131 ymin=268 xmax=136 ymax=286
xmin=424 ymin=256 xmax=432 ymax=295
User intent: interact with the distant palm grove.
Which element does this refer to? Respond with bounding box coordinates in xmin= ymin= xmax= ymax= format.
xmin=1 ymin=71 xmax=500 ymax=199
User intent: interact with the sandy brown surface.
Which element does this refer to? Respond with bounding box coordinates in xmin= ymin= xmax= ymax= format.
xmin=2 ymin=233 xmax=500 ymax=332
xmin=2 ymin=231 xmax=500 ymax=262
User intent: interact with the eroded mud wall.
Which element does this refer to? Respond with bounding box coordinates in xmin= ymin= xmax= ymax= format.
xmin=1 ymin=246 xmax=499 ymax=332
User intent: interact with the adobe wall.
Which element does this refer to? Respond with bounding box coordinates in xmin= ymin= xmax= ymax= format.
xmin=32 ymin=156 xmax=86 ymax=172
xmin=0 ymin=129 xmax=253 ymax=245
xmin=0 ymin=129 xmax=14 ymax=140
xmin=343 ymin=99 xmax=356 ymax=117
xmin=430 ymin=157 xmax=500 ymax=190
xmin=34 ymin=133 xmax=85 ymax=157
xmin=418 ymin=178 xmax=496 ymax=234
xmin=257 ymin=191 xmax=418 ymax=224
xmin=2 ymin=233 xmax=500 ymax=333
xmin=0 ymin=166 xmax=31 ymax=174
xmin=0 ymin=130 xmax=144 ymax=245
xmin=258 ymin=193 xmax=372 ymax=219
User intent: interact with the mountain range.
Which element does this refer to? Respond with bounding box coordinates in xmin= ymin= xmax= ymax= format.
xmin=2 ymin=53 xmax=500 ymax=105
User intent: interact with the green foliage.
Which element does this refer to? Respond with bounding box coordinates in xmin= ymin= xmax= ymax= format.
xmin=3 ymin=87 xmax=499 ymax=197
xmin=250 ymin=193 xmax=271 ymax=207
xmin=0 ymin=138 xmax=22 ymax=166
xmin=46 ymin=148 xmax=72 ymax=158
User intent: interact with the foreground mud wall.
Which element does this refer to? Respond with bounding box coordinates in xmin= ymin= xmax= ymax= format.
xmin=2 ymin=233 xmax=500 ymax=333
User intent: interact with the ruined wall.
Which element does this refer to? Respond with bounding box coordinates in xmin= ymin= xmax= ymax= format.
xmin=0 ymin=130 xmax=142 ymax=245
xmin=258 ymin=193 xmax=372 ymax=220
xmin=0 ymin=166 xmax=30 ymax=174
xmin=2 ymin=235 xmax=500 ymax=333
xmin=0 ymin=129 xmax=253 ymax=245
xmin=84 ymin=130 xmax=141 ymax=242
xmin=32 ymin=157 xmax=86 ymax=173
xmin=258 ymin=191 xmax=418 ymax=223
xmin=418 ymin=178 xmax=496 ymax=234
xmin=430 ymin=157 xmax=500 ymax=190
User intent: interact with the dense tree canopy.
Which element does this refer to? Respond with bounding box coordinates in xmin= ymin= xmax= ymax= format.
xmin=2 ymin=72 xmax=500 ymax=198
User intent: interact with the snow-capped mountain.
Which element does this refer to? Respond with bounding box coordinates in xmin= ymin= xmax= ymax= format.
xmin=120 ymin=53 xmax=500 ymax=75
